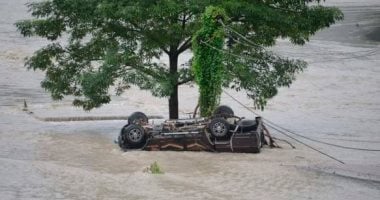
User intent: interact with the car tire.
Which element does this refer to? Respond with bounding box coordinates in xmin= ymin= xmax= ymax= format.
xmin=213 ymin=105 xmax=234 ymax=118
xmin=208 ymin=118 xmax=230 ymax=139
xmin=128 ymin=111 xmax=148 ymax=125
xmin=120 ymin=124 xmax=146 ymax=148
xmin=118 ymin=135 xmax=127 ymax=150
xmin=252 ymin=132 xmax=261 ymax=153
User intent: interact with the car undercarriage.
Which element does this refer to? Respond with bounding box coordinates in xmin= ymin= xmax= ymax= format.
xmin=118 ymin=106 xmax=264 ymax=153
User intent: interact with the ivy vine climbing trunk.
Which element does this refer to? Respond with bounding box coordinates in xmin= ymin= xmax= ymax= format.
xmin=192 ymin=6 xmax=227 ymax=117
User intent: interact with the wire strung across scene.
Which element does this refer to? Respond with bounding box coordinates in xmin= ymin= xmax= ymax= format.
xmin=222 ymin=90 xmax=380 ymax=152
xmin=222 ymin=90 xmax=347 ymax=164
xmin=211 ymin=32 xmax=380 ymax=151
xmin=198 ymin=21 xmax=380 ymax=163
xmin=209 ymin=22 xmax=380 ymax=150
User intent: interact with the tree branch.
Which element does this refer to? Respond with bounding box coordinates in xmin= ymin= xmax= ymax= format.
xmin=178 ymin=37 xmax=192 ymax=53
xmin=266 ymin=4 xmax=303 ymax=14
xmin=177 ymin=77 xmax=194 ymax=86
xmin=129 ymin=21 xmax=170 ymax=54
xmin=181 ymin=12 xmax=187 ymax=30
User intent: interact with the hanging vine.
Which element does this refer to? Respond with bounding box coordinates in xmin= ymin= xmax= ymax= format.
xmin=192 ymin=6 xmax=227 ymax=117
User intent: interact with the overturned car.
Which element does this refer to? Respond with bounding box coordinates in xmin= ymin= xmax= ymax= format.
xmin=117 ymin=106 xmax=264 ymax=153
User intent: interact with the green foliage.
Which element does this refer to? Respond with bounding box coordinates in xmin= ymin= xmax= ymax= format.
xmin=192 ymin=6 xmax=226 ymax=117
xmin=149 ymin=161 xmax=164 ymax=174
xmin=15 ymin=0 xmax=343 ymax=114
xmin=223 ymin=49 xmax=307 ymax=109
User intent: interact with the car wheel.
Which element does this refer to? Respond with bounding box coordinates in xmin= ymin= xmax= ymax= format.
xmin=260 ymin=129 xmax=266 ymax=147
xmin=120 ymin=124 xmax=146 ymax=148
xmin=252 ymin=132 xmax=261 ymax=153
xmin=209 ymin=118 xmax=230 ymax=139
xmin=128 ymin=111 xmax=148 ymax=125
xmin=118 ymin=135 xmax=127 ymax=150
xmin=213 ymin=105 xmax=234 ymax=118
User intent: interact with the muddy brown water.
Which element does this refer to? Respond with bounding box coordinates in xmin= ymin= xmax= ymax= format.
xmin=1 ymin=0 xmax=380 ymax=199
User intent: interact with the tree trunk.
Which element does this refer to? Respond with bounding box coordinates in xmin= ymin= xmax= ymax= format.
xmin=169 ymin=53 xmax=179 ymax=119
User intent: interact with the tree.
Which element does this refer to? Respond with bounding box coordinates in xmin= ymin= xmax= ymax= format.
xmin=16 ymin=0 xmax=343 ymax=119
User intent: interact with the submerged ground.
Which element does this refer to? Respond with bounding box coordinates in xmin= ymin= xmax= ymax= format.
xmin=0 ymin=0 xmax=379 ymax=199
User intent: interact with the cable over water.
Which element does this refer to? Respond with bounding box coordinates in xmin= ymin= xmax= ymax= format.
xmin=222 ymin=90 xmax=380 ymax=152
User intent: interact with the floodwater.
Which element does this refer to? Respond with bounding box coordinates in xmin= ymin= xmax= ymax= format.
xmin=0 ymin=0 xmax=380 ymax=199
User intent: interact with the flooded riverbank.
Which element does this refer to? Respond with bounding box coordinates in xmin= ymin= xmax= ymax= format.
xmin=0 ymin=0 xmax=379 ymax=199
